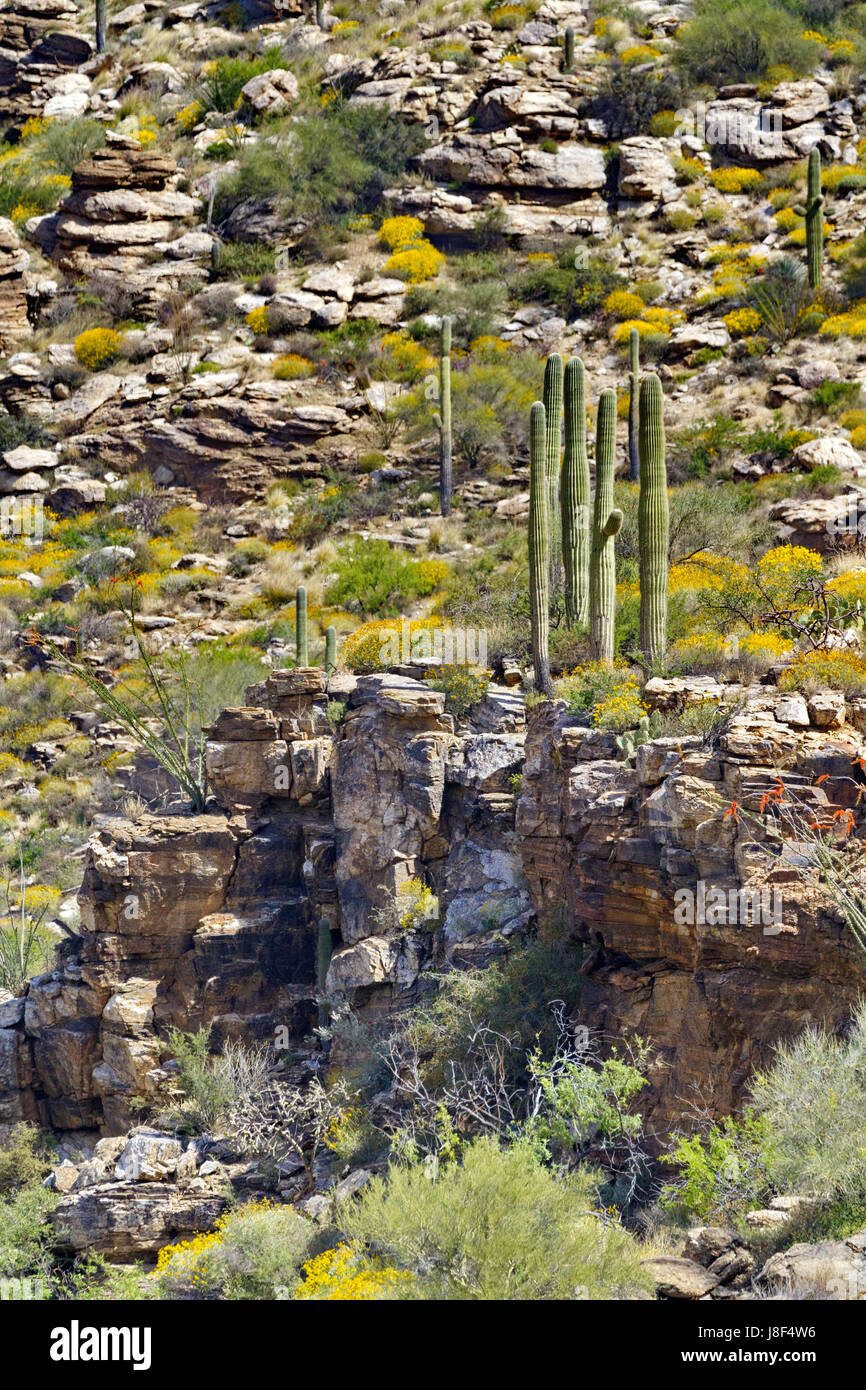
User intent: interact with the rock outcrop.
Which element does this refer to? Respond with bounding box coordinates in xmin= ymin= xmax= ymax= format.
xmin=0 ymin=217 xmax=31 ymax=352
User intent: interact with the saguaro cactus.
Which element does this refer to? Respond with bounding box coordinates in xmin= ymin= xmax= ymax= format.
xmin=543 ymin=353 xmax=564 ymax=578
xmin=637 ymin=374 xmax=669 ymax=665
xmin=324 ymin=626 xmax=336 ymax=673
xmin=795 ymin=146 xmax=823 ymax=290
xmin=439 ymin=315 xmax=452 ymax=518
xmin=96 ymin=0 xmax=106 ymax=52
xmin=316 ymin=0 xmax=326 ymax=30
xmin=296 ymin=586 xmax=308 ymax=667
xmin=588 ymin=389 xmax=623 ymax=664
xmin=563 ymin=25 xmax=575 ymax=72
xmin=627 ymin=327 xmax=640 ymax=483
xmin=561 ymin=356 xmax=591 ymax=627
xmin=317 ymin=916 xmax=332 ymax=1028
xmin=529 ymin=401 xmax=553 ymax=696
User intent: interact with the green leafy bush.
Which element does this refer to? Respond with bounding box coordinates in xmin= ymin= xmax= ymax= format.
xmin=324 ymin=539 xmax=447 ymax=618
xmin=156 ymin=1202 xmax=331 ymax=1299
xmin=198 ymin=47 xmax=285 ymax=112
xmin=341 ymin=1136 xmax=652 ymax=1300
xmin=674 ymin=0 xmax=818 ymax=85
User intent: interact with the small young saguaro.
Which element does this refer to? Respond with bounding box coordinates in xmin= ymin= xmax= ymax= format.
xmin=560 ymin=356 xmax=591 ymax=627
xmin=637 ymin=374 xmax=669 ymax=665
xmin=95 ymin=0 xmax=106 ymax=52
xmin=588 ymin=389 xmax=623 ymax=664
xmin=563 ymin=25 xmax=575 ymax=72
xmin=438 ymin=315 xmax=452 ymax=518
xmin=528 ymin=401 xmax=553 ymax=696
xmin=324 ymin=626 xmax=337 ymax=673
xmin=295 ymin=586 xmax=308 ymax=667
xmin=795 ymin=146 xmax=823 ymax=290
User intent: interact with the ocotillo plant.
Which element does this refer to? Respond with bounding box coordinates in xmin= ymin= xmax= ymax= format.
xmin=627 ymin=328 xmax=640 ymax=482
xmin=563 ymin=25 xmax=575 ymax=72
xmin=439 ymin=315 xmax=452 ymax=518
xmin=795 ymin=146 xmax=823 ymax=290
xmin=543 ymin=353 xmax=563 ymax=578
xmin=637 ymin=374 xmax=669 ymax=665
xmin=561 ymin=356 xmax=591 ymax=627
xmin=295 ymin=586 xmax=308 ymax=667
xmin=317 ymin=916 xmax=332 ymax=1029
xmin=324 ymin=626 xmax=337 ymax=673
xmin=588 ymin=389 xmax=623 ymax=664
xmin=529 ymin=401 xmax=553 ymax=696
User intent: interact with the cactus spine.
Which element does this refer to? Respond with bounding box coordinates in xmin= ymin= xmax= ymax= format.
xmin=317 ymin=916 xmax=332 ymax=1028
xmin=561 ymin=357 xmax=591 ymax=627
xmin=563 ymin=25 xmax=574 ymax=71
xmin=324 ymin=625 xmax=336 ymax=673
xmin=637 ymin=374 xmax=669 ymax=665
xmin=627 ymin=327 xmax=640 ymax=482
xmin=439 ymin=315 xmax=452 ymax=518
xmin=529 ymin=401 xmax=553 ymax=696
xmin=588 ymin=390 xmax=623 ymax=664
xmin=794 ymin=146 xmax=823 ymax=290
xmin=295 ymin=586 xmax=308 ymax=667
xmin=543 ymin=353 xmax=564 ymax=578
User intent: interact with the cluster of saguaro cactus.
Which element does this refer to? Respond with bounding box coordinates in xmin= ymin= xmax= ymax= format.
xmin=295 ymin=586 xmax=308 ymax=667
xmin=637 ymin=374 xmax=669 ymax=665
xmin=529 ymin=352 xmax=669 ymax=687
xmin=438 ymin=315 xmax=452 ymax=518
xmin=795 ymin=146 xmax=823 ymax=290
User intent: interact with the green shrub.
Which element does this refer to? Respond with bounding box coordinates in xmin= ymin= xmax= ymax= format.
xmin=0 ymin=1124 xmax=54 ymax=1198
xmin=674 ymin=0 xmax=818 ymax=85
xmin=660 ymin=1112 xmax=772 ymax=1222
xmin=156 ymin=1202 xmax=331 ymax=1299
xmin=0 ymin=1185 xmax=58 ymax=1284
xmin=592 ymin=63 xmax=687 ymax=139
xmin=211 ymin=241 xmax=276 ymax=282
xmin=341 ymin=1136 xmax=652 ymax=1300
xmin=158 ymin=1027 xmax=270 ymax=1134
xmin=324 ymin=539 xmax=447 ymax=618
xmin=198 ymin=47 xmax=284 ymax=113
xmin=518 ymin=247 xmax=625 ymax=317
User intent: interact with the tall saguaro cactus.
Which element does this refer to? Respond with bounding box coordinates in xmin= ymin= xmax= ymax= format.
xmin=324 ymin=626 xmax=336 ymax=673
xmin=561 ymin=356 xmax=591 ymax=627
xmin=529 ymin=401 xmax=553 ymax=696
xmin=627 ymin=327 xmax=640 ymax=482
xmin=795 ymin=146 xmax=823 ymax=290
xmin=95 ymin=0 xmax=106 ymax=52
xmin=439 ymin=315 xmax=452 ymax=518
xmin=637 ymin=374 xmax=669 ymax=665
xmin=296 ymin=586 xmax=308 ymax=667
xmin=317 ymin=916 xmax=332 ymax=1029
xmin=543 ymin=353 xmax=564 ymax=578
xmin=588 ymin=390 xmax=623 ymax=664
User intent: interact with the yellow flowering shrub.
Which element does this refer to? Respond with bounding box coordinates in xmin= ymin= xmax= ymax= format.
xmin=840 ymin=410 xmax=866 ymax=431
xmin=612 ymin=317 xmax=668 ymax=343
xmin=827 ymin=570 xmax=866 ymax=604
xmin=426 ymin=663 xmax=490 ymax=716
xmin=777 ymin=649 xmax=866 ymax=695
xmin=709 ymin=167 xmax=764 ymax=194
xmin=819 ymin=305 xmax=866 ymax=338
xmin=378 ymin=215 xmax=424 ymax=250
xmin=669 ymin=633 xmax=728 ymax=669
xmin=9 ymin=202 xmax=41 ymax=225
xmin=245 ymin=306 xmax=270 ymax=335
xmin=723 ymin=306 xmax=762 ymax=337
xmin=592 ymin=680 xmax=648 ymax=732
xmin=649 ymin=109 xmax=679 ymax=136
xmin=490 ymin=3 xmax=529 ymax=25
xmin=829 ymin=38 xmax=856 ymax=61
xmin=332 ymin=18 xmax=360 ymax=33
xmin=74 ymin=327 xmax=120 ymax=371
xmin=603 ymin=289 xmax=647 ymax=320
xmin=395 ymin=876 xmax=439 ymax=928
xmin=738 ymin=632 xmax=793 ymax=659
xmin=176 ymin=100 xmax=203 ymax=131
xmin=380 ymin=328 xmax=436 ymax=377
xmin=294 ymin=1244 xmax=414 ymax=1300
xmin=620 ymin=44 xmax=661 ymax=62
xmin=470 ymin=334 xmax=511 ymax=357
xmin=347 ymin=213 xmax=374 ymax=232
xmin=384 ymin=239 xmax=445 ymax=284
xmin=274 ymin=353 xmax=314 ymax=380
xmin=849 ymin=425 xmax=866 ymax=449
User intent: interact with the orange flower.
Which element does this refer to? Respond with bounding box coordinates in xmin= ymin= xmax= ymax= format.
xmin=724 ymin=800 xmax=739 ymax=822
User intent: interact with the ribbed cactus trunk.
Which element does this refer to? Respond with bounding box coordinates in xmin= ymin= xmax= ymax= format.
xmin=95 ymin=0 xmax=106 ymax=52
xmin=316 ymin=0 xmax=326 ymax=30
xmin=563 ymin=25 xmax=575 ymax=71
xmin=324 ymin=625 xmax=336 ymax=673
xmin=637 ymin=374 xmax=669 ymax=666
xmin=627 ymin=327 xmax=640 ymax=483
xmin=795 ymin=146 xmax=823 ymax=291
xmin=296 ymin=586 xmax=308 ymax=667
xmin=561 ymin=356 xmax=591 ymax=628
xmin=439 ymin=316 xmax=452 ymax=518
xmin=543 ymin=354 xmax=563 ymax=581
xmin=529 ymin=401 xmax=553 ymax=696
xmin=317 ymin=916 xmax=332 ymax=1029
xmin=589 ymin=390 xmax=623 ymax=664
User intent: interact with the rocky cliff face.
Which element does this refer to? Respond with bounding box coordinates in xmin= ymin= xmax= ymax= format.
xmin=2 ymin=666 xmax=864 ymax=1141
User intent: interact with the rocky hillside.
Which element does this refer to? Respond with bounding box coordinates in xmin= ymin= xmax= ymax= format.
xmin=5 ymin=0 xmax=866 ymax=1309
